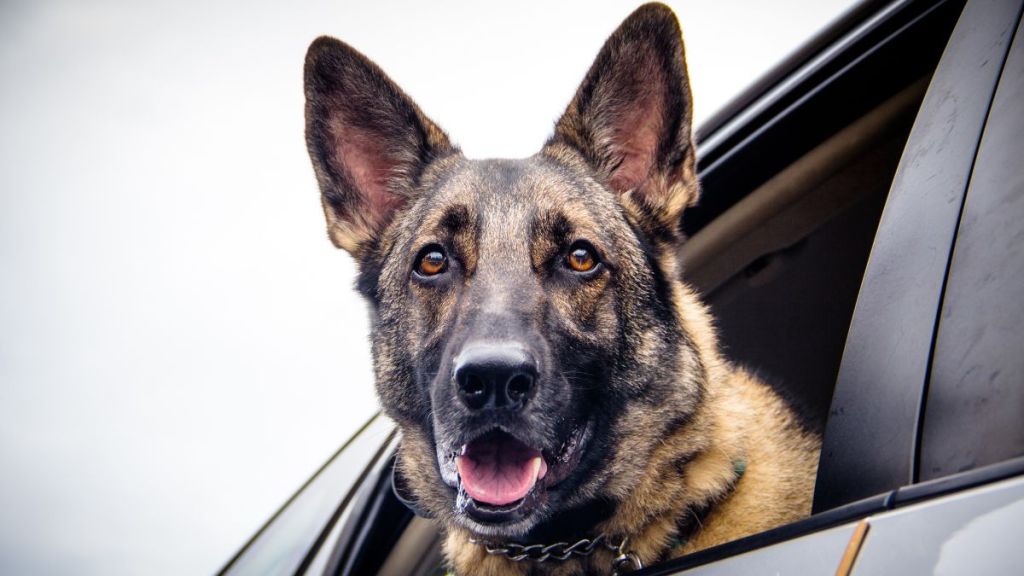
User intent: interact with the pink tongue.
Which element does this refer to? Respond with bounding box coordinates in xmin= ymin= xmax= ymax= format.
xmin=456 ymin=433 xmax=548 ymax=506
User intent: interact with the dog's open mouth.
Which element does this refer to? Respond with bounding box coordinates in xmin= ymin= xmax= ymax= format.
xmin=456 ymin=430 xmax=549 ymax=507
xmin=451 ymin=420 xmax=592 ymax=524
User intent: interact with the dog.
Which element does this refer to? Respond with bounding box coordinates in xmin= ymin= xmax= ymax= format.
xmin=302 ymin=3 xmax=821 ymax=574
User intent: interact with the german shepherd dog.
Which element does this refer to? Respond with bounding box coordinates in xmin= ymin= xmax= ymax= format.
xmin=303 ymin=4 xmax=820 ymax=574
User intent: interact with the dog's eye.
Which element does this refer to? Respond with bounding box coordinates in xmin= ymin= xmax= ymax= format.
xmin=415 ymin=246 xmax=448 ymax=277
xmin=566 ymin=242 xmax=598 ymax=273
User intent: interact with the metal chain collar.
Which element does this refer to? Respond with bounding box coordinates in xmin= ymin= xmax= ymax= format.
xmin=470 ymin=533 xmax=643 ymax=575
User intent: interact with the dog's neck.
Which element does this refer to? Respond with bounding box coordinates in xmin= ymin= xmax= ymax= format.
xmin=520 ymin=498 xmax=617 ymax=544
xmin=465 ymin=460 xmax=745 ymax=574
xmin=444 ymin=396 xmax=749 ymax=575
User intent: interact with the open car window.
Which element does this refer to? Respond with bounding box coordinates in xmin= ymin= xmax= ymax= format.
xmin=683 ymin=0 xmax=964 ymax=440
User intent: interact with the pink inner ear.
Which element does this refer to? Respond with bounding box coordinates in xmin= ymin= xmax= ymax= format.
xmin=608 ymin=94 xmax=662 ymax=193
xmin=331 ymin=118 xmax=406 ymax=232
xmin=610 ymin=104 xmax=659 ymax=191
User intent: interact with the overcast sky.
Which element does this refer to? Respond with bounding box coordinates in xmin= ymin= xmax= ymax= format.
xmin=0 ymin=1 xmax=857 ymax=574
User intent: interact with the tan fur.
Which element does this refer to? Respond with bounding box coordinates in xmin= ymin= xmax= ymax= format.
xmin=442 ymin=276 xmax=820 ymax=574
xmin=302 ymin=5 xmax=821 ymax=575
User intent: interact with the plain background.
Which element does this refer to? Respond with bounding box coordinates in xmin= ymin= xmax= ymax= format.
xmin=0 ymin=1 xmax=856 ymax=574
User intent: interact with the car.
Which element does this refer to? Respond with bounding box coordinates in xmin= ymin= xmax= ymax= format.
xmin=217 ymin=0 xmax=1024 ymax=573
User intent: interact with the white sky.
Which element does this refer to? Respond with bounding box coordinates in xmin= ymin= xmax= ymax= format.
xmin=0 ymin=1 xmax=857 ymax=574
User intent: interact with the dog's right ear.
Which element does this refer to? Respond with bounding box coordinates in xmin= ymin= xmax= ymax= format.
xmin=304 ymin=37 xmax=457 ymax=258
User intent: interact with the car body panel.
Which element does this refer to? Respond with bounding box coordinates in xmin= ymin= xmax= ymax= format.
xmin=669 ymin=523 xmax=857 ymax=575
xmin=666 ymin=469 xmax=1024 ymax=574
xmin=852 ymin=475 xmax=1024 ymax=574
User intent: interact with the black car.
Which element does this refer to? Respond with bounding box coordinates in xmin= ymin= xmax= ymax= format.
xmin=219 ymin=0 xmax=1024 ymax=573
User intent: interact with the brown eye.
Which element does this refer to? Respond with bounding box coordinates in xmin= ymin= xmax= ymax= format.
xmin=416 ymin=247 xmax=448 ymax=276
xmin=566 ymin=243 xmax=598 ymax=273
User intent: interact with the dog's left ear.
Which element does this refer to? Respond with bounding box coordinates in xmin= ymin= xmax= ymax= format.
xmin=545 ymin=3 xmax=698 ymax=241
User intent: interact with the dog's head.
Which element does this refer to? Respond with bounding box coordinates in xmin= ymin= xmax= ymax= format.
xmin=304 ymin=3 xmax=706 ymax=539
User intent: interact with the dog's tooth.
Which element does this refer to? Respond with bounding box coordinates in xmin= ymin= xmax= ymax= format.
xmin=534 ymin=455 xmax=548 ymax=480
xmin=530 ymin=455 xmax=546 ymax=481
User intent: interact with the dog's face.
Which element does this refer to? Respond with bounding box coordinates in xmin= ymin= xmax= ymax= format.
xmin=304 ymin=4 xmax=706 ymax=539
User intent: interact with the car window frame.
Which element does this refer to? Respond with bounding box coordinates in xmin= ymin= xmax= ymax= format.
xmin=217 ymin=414 xmax=396 ymax=576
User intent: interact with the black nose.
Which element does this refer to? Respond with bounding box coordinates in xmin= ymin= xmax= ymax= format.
xmin=454 ymin=345 xmax=538 ymax=412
